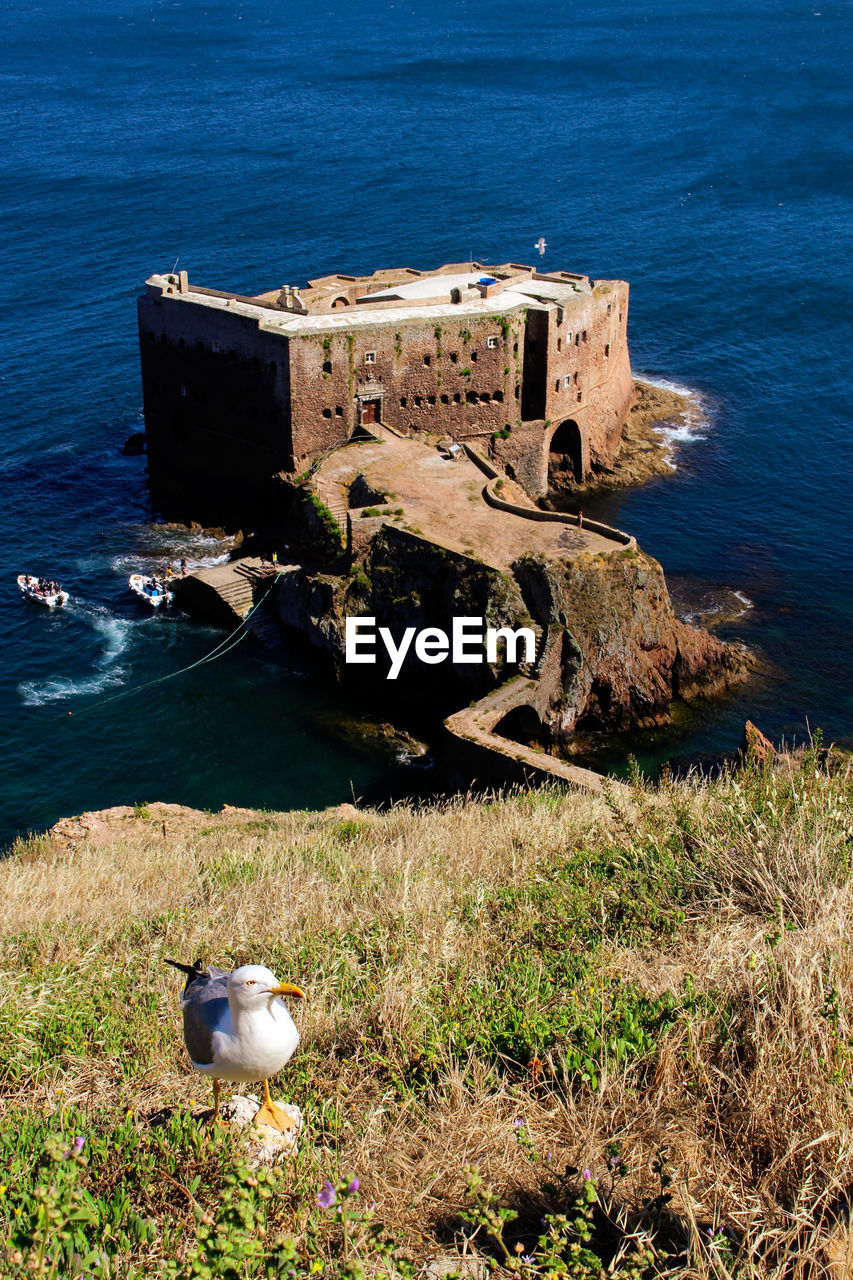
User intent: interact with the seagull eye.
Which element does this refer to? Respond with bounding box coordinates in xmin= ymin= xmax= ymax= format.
xmin=245 ymin=980 xmax=256 ymax=986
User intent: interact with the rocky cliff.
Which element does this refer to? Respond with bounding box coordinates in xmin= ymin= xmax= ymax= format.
xmin=268 ymin=520 xmax=752 ymax=748
xmin=512 ymin=548 xmax=752 ymax=747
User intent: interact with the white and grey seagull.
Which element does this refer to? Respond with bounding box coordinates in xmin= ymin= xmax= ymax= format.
xmin=166 ymin=959 xmax=305 ymax=1131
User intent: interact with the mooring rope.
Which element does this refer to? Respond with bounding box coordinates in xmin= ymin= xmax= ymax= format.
xmin=65 ymin=575 xmax=279 ymax=720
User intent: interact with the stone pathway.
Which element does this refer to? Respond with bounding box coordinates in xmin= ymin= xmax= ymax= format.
xmin=317 ymin=435 xmax=620 ymax=570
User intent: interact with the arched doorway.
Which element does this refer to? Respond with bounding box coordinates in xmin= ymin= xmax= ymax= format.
xmin=548 ymin=419 xmax=583 ymax=485
xmin=331 ymin=296 xmax=350 ymax=308
xmin=493 ymin=703 xmax=542 ymax=745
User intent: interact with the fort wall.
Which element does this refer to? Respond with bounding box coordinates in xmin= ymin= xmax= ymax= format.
xmin=137 ymin=263 xmax=637 ymax=526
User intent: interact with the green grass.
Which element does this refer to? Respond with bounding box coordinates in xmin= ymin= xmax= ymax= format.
xmin=1 ymin=750 xmax=852 ymax=1275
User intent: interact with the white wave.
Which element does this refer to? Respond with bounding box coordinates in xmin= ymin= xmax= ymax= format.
xmin=733 ymin=590 xmax=754 ymax=610
xmin=635 ymin=371 xmax=712 ymax=462
xmin=110 ymin=549 xmax=231 ymax=575
xmin=18 ymin=604 xmax=136 ymax=706
xmin=19 ymin=666 xmax=127 ymax=706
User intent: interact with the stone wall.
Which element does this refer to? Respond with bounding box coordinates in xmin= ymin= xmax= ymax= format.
xmin=138 ymin=270 xmax=636 ymax=524
xmin=138 ymin=288 xmax=293 ymax=523
xmin=288 ymin=312 xmax=528 ymax=465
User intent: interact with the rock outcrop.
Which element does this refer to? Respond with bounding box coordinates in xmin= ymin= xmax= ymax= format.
xmin=512 ymin=549 xmax=752 ymax=746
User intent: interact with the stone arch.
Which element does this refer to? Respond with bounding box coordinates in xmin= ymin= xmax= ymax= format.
xmin=548 ymin=418 xmax=583 ymax=485
xmin=331 ymin=296 xmax=350 ymax=308
xmin=493 ymin=703 xmax=542 ymax=745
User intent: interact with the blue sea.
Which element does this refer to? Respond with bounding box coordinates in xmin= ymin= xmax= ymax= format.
xmin=1 ymin=0 xmax=851 ymax=845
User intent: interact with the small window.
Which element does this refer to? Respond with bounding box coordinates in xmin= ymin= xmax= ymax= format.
xmin=427 ymin=395 xmax=436 ymax=405
xmin=513 ymin=342 xmax=518 ymax=355
xmin=604 ymin=344 xmax=610 ymax=358
xmin=322 ymin=360 xmax=332 ymax=374
xmin=607 ymin=303 xmax=612 ymax=315
xmin=400 ymin=396 xmax=407 ymax=407
xmin=493 ymin=390 xmax=503 ymax=403
xmin=364 ymin=351 xmax=376 ymax=364
xmin=466 ymin=390 xmax=477 ymax=404
xmin=575 ymin=333 xmax=580 ymax=346
xmin=423 ymin=354 xmax=431 ymax=366
xmin=335 ymin=406 xmax=343 ymax=416
xmin=555 ymin=379 xmax=561 ymax=392
xmin=566 ymin=331 xmax=573 ymax=344
xmin=453 ymin=393 xmax=461 ymax=403
xmin=322 ymin=408 xmax=332 ymax=418
xmin=487 ymin=336 xmax=498 ymax=349
xmin=450 ymin=352 xmax=458 ymax=363
xmin=440 ymin=394 xmax=449 ymax=405
xmin=515 ymin=384 xmax=520 ymax=399
xmin=556 ymin=307 xmax=564 ymax=325
xmin=481 ymin=392 xmax=491 ymax=403
xmin=471 ymin=351 xmax=478 ymax=362
xmin=563 ymin=375 xmax=571 ymax=389
xmin=557 ymin=338 xmax=562 ymax=352
xmin=415 ymin=395 xmax=423 ymax=407
xmin=577 ymin=391 xmax=582 ymax=402
xmin=582 ymin=330 xmax=587 ymax=342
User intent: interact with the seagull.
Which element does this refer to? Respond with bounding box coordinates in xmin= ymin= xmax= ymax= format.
xmin=166 ymin=959 xmax=305 ymax=1131
xmin=534 ymin=236 xmax=547 ymax=256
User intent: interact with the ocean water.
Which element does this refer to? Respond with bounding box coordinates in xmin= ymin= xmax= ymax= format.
xmin=1 ymin=0 xmax=851 ymax=844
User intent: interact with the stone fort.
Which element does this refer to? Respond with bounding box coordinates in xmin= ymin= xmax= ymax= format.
xmin=138 ymin=261 xmax=635 ymax=522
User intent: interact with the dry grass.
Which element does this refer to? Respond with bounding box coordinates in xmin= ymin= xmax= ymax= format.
xmin=1 ymin=752 xmax=853 ymax=1276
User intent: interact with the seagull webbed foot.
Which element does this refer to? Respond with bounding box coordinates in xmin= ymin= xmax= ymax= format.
xmin=255 ymin=1078 xmax=297 ymax=1132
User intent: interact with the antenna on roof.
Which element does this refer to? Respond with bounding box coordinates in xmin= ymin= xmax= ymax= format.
xmin=171 ymin=257 xmax=180 ymax=274
xmin=534 ymin=237 xmax=547 ymax=257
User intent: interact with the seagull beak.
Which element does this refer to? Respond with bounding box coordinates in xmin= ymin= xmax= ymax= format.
xmin=269 ymin=982 xmax=306 ymax=1001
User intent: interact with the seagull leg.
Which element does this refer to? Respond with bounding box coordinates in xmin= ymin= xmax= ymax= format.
xmin=255 ymin=1078 xmax=297 ymax=1132
xmin=212 ymin=1078 xmax=221 ymax=1125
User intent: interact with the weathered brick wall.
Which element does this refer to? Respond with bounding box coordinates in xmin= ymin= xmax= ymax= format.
xmin=138 ymin=292 xmax=293 ymax=521
xmin=490 ymin=283 xmax=633 ymax=496
xmin=139 ymin=273 xmax=635 ymax=520
xmin=289 ymin=311 xmax=529 ymax=463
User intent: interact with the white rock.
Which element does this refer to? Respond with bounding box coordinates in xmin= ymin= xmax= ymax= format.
xmin=219 ymin=1093 xmax=303 ymax=1167
xmin=423 ymin=1258 xmax=488 ymax=1278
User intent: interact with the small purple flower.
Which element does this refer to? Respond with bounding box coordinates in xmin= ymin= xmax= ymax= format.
xmin=545 ymin=1151 xmax=553 ymax=1162
xmin=609 ymin=1154 xmax=620 ymax=1167
xmin=73 ymin=1136 xmax=85 ymax=1152
xmin=521 ymin=1255 xmax=536 ymax=1265
xmin=582 ymin=1169 xmax=591 ymax=1180
xmin=513 ymin=1117 xmax=524 ymax=1130
xmin=316 ymin=1180 xmax=337 ymax=1209
xmin=345 ymin=1178 xmax=360 ymax=1195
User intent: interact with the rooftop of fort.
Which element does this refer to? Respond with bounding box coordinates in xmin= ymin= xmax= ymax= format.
xmin=143 ymin=261 xmax=615 ymax=334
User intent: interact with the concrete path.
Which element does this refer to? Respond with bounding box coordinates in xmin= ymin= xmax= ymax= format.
xmin=317 ymin=435 xmax=617 ymax=570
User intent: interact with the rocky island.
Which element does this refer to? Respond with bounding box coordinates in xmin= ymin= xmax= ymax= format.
xmin=138 ymin=261 xmax=751 ymax=785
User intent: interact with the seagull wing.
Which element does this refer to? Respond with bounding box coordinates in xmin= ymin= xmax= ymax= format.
xmin=180 ymin=968 xmax=229 ymax=1067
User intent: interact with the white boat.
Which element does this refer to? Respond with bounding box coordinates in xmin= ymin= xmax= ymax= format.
xmin=17 ymin=574 xmax=69 ymax=608
xmin=129 ymin=573 xmax=174 ymax=607
xmin=129 ymin=573 xmax=174 ymax=606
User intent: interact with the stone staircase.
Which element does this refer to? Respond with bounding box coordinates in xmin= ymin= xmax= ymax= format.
xmin=519 ymin=622 xmax=548 ymax=678
xmin=316 ymin=478 xmax=349 ymax=533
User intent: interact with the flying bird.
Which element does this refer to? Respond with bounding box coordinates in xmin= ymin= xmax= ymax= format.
xmin=534 ymin=236 xmax=547 ymax=256
xmin=166 ymin=959 xmax=305 ymax=1131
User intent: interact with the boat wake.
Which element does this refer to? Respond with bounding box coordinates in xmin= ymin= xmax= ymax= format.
xmin=18 ymin=603 xmax=136 ymax=706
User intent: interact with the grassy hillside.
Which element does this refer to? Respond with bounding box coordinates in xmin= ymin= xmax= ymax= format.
xmin=1 ymin=747 xmax=852 ymax=1278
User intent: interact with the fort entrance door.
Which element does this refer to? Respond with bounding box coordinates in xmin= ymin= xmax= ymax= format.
xmin=360 ymin=399 xmax=380 ymax=425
